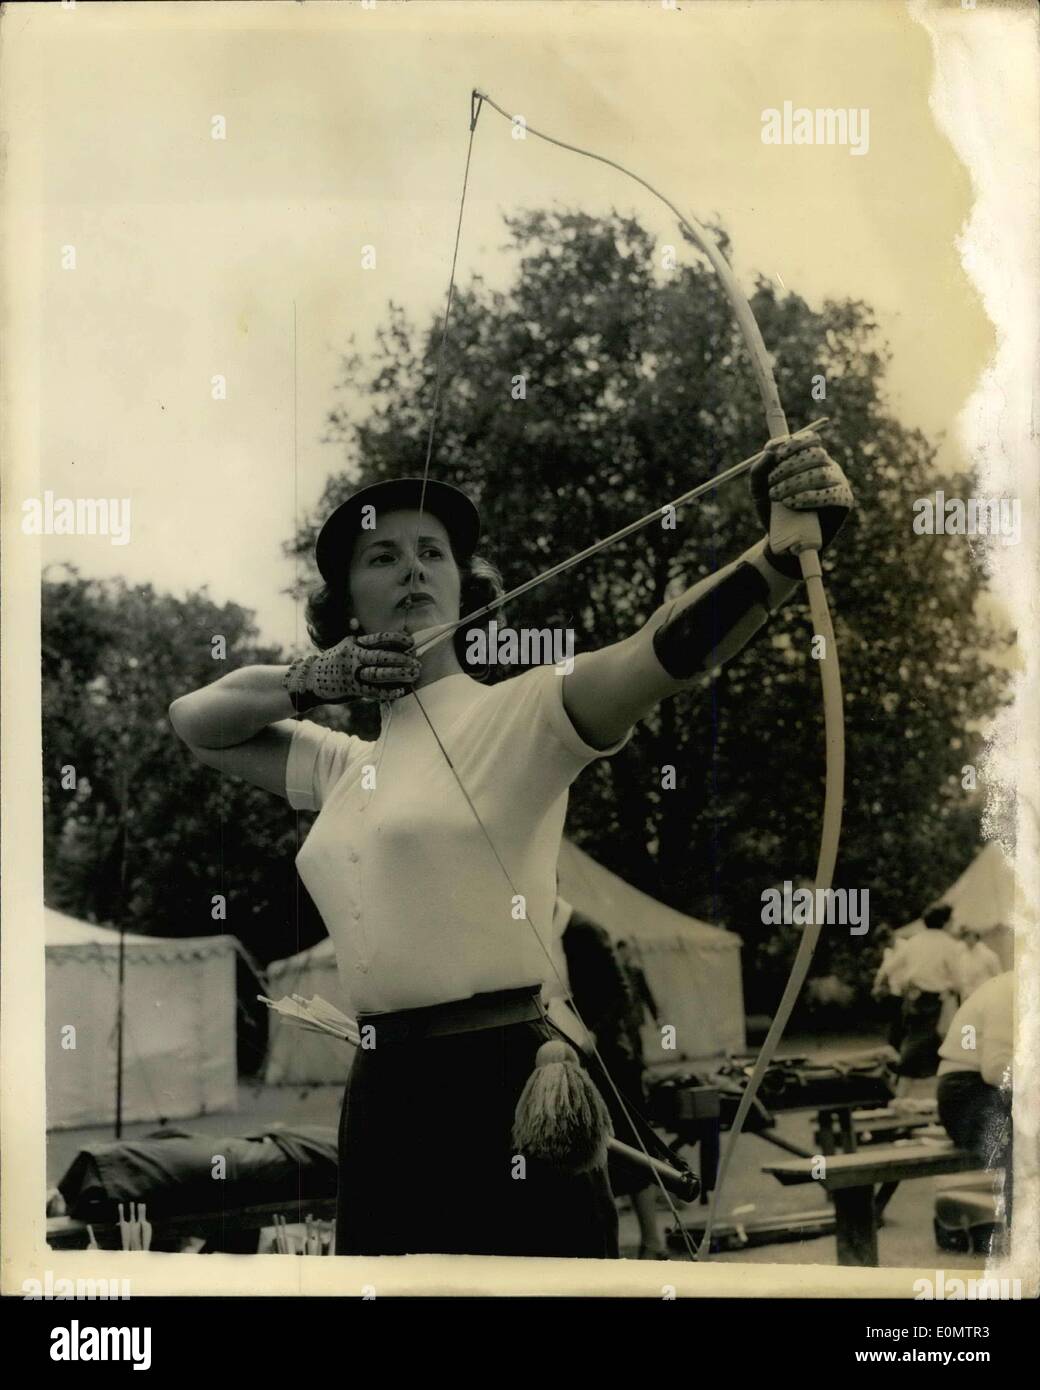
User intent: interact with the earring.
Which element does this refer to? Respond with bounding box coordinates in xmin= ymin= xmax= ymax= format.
xmin=348 ymin=617 xmax=360 ymax=633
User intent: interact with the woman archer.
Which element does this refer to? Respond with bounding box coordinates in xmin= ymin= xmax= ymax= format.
xmin=169 ymin=439 xmax=853 ymax=1258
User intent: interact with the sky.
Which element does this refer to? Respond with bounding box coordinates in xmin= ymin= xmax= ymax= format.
xmin=6 ymin=0 xmax=996 ymax=650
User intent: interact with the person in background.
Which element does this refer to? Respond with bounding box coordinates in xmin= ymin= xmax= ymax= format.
xmin=937 ymin=970 xmax=1015 ymax=1230
xmin=616 ymin=937 xmax=661 ymax=1031
xmin=955 ymin=928 xmax=1002 ymax=1002
xmin=553 ymin=899 xmax=670 ymax=1260
xmin=871 ymin=923 xmax=897 ymax=986
xmin=874 ymin=903 xmax=962 ymax=1082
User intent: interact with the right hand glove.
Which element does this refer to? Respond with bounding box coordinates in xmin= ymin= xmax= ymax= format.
xmin=284 ymin=631 xmax=420 ymax=710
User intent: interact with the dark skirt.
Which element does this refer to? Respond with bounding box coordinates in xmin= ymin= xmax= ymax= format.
xmin=880 ymin=995 xmax=904 ymax=1053
xmin=896 ymin=990 xmax=944 ymax=1078
xmin=335 ymin=1013 xmax=619 ymax=1257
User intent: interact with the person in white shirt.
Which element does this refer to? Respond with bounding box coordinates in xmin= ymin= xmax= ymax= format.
xmin=937 ymin=971 xmax=1014 ymax=1226
xmin=873 ymin=903 xmax=961 ymax=1079
xmin=955 ymin=929 xmax=1003 ymax=1001
xmin=169 ymin=437 xmax=853 ymax=1257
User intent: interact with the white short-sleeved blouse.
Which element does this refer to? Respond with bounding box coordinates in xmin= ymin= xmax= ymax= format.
xmin=284 ymin=667 xmax=629 ymax=1015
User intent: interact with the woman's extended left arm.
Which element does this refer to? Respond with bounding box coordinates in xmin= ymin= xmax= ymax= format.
xmin=562 ymin=434 xmax=854 ymax=749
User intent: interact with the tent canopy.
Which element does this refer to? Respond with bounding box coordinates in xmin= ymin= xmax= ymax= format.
xmin=941 ymin=841 xmax=1019 ymax=935
xmin=938 ymin=841 xmax=1018 ymax=969
xmin=46 ymin=907 xmax=238 ymax=1130
xmin=46 ymin=910 xmax=159 ymax=950
xmin=556 ymin=839 xmax=737 ymax=952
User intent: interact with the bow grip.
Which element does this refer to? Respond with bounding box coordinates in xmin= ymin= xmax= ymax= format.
xmin=769 ymin=500 xmax=822 ymax=558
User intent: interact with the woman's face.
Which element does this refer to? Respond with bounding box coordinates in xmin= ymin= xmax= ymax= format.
xmin=347 ymin=508 xmax=462 ymax=636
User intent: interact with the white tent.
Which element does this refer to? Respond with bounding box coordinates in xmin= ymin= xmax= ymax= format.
xmin=264 ymin=841 xmax=744 ymax=1084
xmin=557 ymin=839 xmax=744 ymax=1063
xmin=940 ymin=841 xmax=1019 ymax=969
xmin=46 ymin=907 xmax=238 ymax=1130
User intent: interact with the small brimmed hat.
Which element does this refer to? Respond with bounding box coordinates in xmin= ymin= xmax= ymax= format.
xmin=315 ymin=477 xmax=481 ymax=584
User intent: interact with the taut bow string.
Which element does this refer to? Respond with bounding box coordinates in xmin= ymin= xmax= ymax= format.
xmin=399 ymin=90 xmax=845 ymax=1262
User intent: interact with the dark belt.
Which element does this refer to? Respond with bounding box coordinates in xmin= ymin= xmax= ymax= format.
xmin=356 ymin=985 xmax=543 ymax=1045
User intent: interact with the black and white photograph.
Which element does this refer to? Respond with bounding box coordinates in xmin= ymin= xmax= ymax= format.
xmin=2 ymin=0 xmax=1037 ymax=1330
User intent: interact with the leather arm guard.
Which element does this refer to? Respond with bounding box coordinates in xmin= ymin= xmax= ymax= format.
xmin=651 ymin=560 xmax=773 ymax=681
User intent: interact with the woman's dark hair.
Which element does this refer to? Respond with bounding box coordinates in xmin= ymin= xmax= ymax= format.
xmin=305 ymin=548 xmax=505 ymax=675
xmin=922 ymin=903 xmax=953 ymax=931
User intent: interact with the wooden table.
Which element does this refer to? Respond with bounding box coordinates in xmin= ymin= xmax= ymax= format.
xmin=763 ymin=1142 xmax=983 ymax=1266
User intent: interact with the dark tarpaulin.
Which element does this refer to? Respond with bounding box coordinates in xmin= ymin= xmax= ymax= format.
xmin=58 ymin=1125 xmax=338 ymax=1223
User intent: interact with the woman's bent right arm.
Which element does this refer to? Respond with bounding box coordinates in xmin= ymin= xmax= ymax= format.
xmin=170 ymin=635 xmax=419 ymax=798
xmin=169 ymin=666 xmax=299 ymax=799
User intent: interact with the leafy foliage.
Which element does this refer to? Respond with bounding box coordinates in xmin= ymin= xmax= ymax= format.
xmin=41 ymin=570 xmax=327 ymax=958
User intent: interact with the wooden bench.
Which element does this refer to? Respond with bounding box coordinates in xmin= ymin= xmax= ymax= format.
xmin=847 ymin=1110 xmax=934 ymax=1145
xmin=47 ymin=1197 xmax=338 ymax=1252
xmin=762 ymin=1142 xmax=985 ymax=1266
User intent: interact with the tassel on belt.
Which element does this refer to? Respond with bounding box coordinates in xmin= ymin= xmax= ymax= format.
xmin=356 ymin=984 xmax=612 ymax=1175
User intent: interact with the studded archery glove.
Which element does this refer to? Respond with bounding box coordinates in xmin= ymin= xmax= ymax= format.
xmin=749 ymin=433 xmax=854 ymax=578
xmin=283 ymin=631 xmax=420 ymax=712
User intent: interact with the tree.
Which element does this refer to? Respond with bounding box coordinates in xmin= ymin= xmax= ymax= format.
xmin=42 ymin=569 xmax=327 ymax=960
xmin=43 ymin=571 xmax=338 ymax=1072
xmin=291 ymin=209 xmax=1011 ymax=1011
